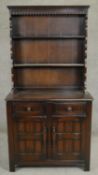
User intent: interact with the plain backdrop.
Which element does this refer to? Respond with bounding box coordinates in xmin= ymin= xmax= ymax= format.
xmin=0 ymin=0 xmax=98 ymax=135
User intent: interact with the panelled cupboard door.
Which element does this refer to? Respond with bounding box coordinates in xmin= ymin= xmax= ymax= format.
xmin=14 ymin=117 xmax=47 ymax=164
xmin=13 ymin=114 xmax=86 ymax=163
xmin=51 ymin=116 xmax=85 ymax=161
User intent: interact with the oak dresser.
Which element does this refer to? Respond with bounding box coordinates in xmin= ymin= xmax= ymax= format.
xmin=6 ymin=6 xmax=93 ymax=171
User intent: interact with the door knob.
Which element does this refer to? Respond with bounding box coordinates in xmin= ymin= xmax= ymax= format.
xmin=67 ymin=106 xmax=72 ymax=111
xmin=27 ymin=106 xmax=32 ymax=111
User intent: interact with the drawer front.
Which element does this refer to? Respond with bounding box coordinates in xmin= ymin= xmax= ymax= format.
xmin=52 ymin=102 xmax=86 ymax=116
xmin=13 ymin=102 xmax=45 ymax=115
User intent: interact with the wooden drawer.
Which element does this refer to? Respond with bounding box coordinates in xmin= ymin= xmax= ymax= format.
xmin=52 ymin=102 xmax=86 ymax=116
xmin=13 ymin=102 xmax=44 ymax=115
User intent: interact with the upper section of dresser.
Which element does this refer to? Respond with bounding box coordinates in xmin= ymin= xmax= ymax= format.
xmin=8 ymin=6 xmax=89 ymax=91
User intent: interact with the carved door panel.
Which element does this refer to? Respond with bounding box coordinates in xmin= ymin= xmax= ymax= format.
xmin=14 ymin=116 xmax=47 ymax=163
xmin=51 ymin=116 xmax=83 ymax=160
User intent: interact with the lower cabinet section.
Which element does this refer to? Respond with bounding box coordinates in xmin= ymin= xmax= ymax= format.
xmin=6 ymin=101 xmax=92 ymax=171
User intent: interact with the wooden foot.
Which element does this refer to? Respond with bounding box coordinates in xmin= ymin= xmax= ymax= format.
xmin=9 ymin=163 xmax=15 ymax=172
xmin=84 ymin=162 xmax=90 ymax=171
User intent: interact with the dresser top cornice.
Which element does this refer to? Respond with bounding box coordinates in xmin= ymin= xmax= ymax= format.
xmin=8 ymin=5 xmax=89 ymax=16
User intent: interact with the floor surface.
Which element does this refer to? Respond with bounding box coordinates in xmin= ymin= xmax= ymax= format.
xmin=0 ymin=132 xmax=98 ymax=175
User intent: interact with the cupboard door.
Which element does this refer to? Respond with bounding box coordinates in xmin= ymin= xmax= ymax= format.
xmin=51 ymin=116 xmax=84 ymax=160
xmin=14 ymin=116 xmax=47 ymax=164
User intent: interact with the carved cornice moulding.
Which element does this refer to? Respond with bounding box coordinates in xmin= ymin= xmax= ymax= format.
xmin=8 ymin=6 xmax=89 ymax=16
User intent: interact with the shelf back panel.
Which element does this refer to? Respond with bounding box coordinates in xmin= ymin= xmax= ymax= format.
xmin=13 ymin=40 xmax=84 ymax=64
xmin=13 ymin=67 xmax=84 ymax=89
xmin=12 ymin=16 xmax=85 ymax=37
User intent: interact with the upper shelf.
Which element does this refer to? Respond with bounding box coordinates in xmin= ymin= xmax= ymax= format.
xmin=13 ymin=63 xmax=85 ymax=68
xmin=12 ymin=35 xmax=85 ymax=40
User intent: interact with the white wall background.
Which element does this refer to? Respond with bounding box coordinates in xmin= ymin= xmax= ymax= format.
xmin=0 ymin=0 xmax=98 ymax=134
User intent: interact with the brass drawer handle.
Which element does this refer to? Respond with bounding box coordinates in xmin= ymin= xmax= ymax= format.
xmin=67 ymin=106 xmax=72 ymax=111
xmin=26 ymin=107 xmax=32 ymax=111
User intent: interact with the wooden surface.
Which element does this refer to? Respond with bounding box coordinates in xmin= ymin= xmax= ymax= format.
xmin=9 ymin=5 xmax=87 ymax=90
xmin=6 ymin=89 xmax=93 ymax=101
xmin=6 ymin=6 xmax=93 ymax=172
xmin=13 ymin=68 xmax=84 ymax=89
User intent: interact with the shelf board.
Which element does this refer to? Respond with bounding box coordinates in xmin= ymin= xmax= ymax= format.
xmin=12 ymin=35 xmax=85 ymax=40
xmin=13 ymin=86 xmax=84 ymax=91
xmin=13 ymin=63 xmax=85 ymax=68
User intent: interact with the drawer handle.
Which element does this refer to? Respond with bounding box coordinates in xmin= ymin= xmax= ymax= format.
xmin=67 ymin=106 xmax=72 ymax=111
xmin=26 ymin=107 xmax=32 ymax=111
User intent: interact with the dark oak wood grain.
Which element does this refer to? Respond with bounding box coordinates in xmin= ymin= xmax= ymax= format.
xmin=12 ymin=16 xmax=85 ymax=36
xmin=13 ymin=40 xmax=84 ymax=64
xmin=6 ymin=6 xmax=93 ymax=172
xmin=13 ymin=67 xmax=84 ymax=89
